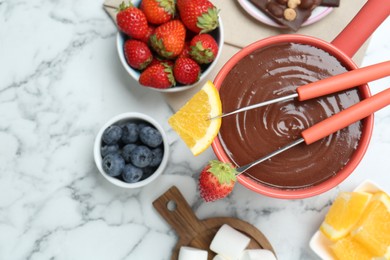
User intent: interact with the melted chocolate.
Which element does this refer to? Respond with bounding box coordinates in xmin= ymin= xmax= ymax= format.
xmin=218 ymin=43 xmax=362 ymax=189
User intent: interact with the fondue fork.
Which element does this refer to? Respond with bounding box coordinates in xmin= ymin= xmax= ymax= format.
xmin=236 ymin=87 xmax=390 ymax=173
xmin=211 ymin=60 xmax=390 ymax=120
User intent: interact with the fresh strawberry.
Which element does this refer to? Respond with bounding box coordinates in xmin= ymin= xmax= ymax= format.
xmin=149 ymin=57 xmax=174 ymax=67
xmin=178 ymin=41 xmax=191 ymax=58
xmin=150 ymin=20 xmax=186 ymax=59
xmin=199 ymin=160 xmax=237 ymax=202
xmin=139 ymin=24 xmax=155 ymax=44
xmin=190 ymin=34 xmax=218 ymax=64
xmin=124 ymin=39 xmax=153 ymax=70
xmin=140 ymin=0 xmax=175 ymax=25
xmin=173 ymin=57 xmax=201 ymax=85
xmin=177 ymin=0 xmax=219 ymax=33
xmin=117 ymin=2 xmax=149 ymax=40
xmin=139 ymin=62 xmax=175 ymax=89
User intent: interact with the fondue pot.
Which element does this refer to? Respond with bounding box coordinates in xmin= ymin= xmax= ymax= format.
xmin=211 ymin=0 xmax=390 ymax=199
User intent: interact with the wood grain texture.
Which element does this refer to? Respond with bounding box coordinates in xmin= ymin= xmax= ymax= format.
xmin=153 ymin=186 xmax=275 ymax=260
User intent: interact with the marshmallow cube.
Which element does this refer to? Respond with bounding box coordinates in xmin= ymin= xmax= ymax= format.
xmin=240 ymin=249 xmax=277 ymax=260
xmin=178 ymin=246 xmax=208 ymax=260
xmin=213 ymin=254 xmax=229 ymax=260
xmin=210 ymin=224 xmax=251 ymax=260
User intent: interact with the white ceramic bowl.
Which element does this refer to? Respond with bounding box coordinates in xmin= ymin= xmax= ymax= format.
xmin=116 ymin=1 xmax=224 ymax=92
xmin=94 ymin=112 xmax=169 ymax=188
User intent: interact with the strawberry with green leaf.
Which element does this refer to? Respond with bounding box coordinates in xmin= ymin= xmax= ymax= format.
xmin=140 ymin=0 xmax=175 ymax=25
xmin=150 ymin=20 xmax=186 ymax=59
xmin=124 ymin=39 xmax=153 ymax=70
xmin=199 ymin=160 xmax=238 ymax=202
xmin=116 ymin=2 xmax=149 ymax=40
xmin=139 ymin=62 xmax=175 ymax=89
xmin=177 ymin=0 xmax=219 ymax=33
xmin=190 ymin=33 xmax=219 ymax=64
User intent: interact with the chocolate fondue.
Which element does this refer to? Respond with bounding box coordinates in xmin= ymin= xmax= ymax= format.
xmin=218 ymin=43 xmax=362 ymax=189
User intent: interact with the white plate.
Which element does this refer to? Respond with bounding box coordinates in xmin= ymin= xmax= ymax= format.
xmin=309 ymin=180 xmax=387 ymax=260
xmin=237 ymin=0 xmax=333 ymax=28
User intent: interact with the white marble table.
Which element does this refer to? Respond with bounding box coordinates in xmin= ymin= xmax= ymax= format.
xmin=0 ymin=1 xmax=389 ymax=259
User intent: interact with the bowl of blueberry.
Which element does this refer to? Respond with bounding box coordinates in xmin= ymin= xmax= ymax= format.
xmin=94 ymin=112 xmax=169 ymax=188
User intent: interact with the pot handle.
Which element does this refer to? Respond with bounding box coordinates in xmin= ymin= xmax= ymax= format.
xmin=331 ymin=0 xmax=390 ymax=58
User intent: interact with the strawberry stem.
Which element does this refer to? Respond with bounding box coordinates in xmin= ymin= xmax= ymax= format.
xmin=118 ymin=1 xmax=134 ymax=12
xmin=208 ymin=160 xmax=237 ymax=184
xmin=197 ymin=7 xmax=219 ymax=34
xmin=157 ymin=0 xmax=176 ymax=15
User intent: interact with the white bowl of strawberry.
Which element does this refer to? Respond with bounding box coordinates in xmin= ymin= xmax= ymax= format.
xmin=116 ymin=0 xmax=224 ymax=92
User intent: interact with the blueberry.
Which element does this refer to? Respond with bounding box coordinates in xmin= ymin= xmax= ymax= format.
xmin=101 ymin=144 xmax=119 ymax=157
xmin=141 ymin=166 xmax=156 ymax=180
xmin=102 ymin=153 xmax=125 ymax=177
xmin=122 ymin=144 xmax=137 ymax=163
xmin=137 ymin=122 xmax=149 ymax=131
xmin=122 ymin=164 xmax=143 ymax=183
xmin=130 ymin=145 xmax=152 ymax=168
xmin=150 ymin=147 xmax=163 ymax=167
xmin=102 ymin=125 xmax=122 ymax=145
xmin=121 ymin=123 xmax=139 ymax=144
xmin=139 ymin=126 xmax=163 ymax=148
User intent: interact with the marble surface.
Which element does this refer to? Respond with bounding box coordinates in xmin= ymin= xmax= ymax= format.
xmin=0 ymin=1 xmax=389 ymax=259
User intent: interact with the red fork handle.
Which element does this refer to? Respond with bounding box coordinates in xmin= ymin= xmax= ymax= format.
xmin=302 ymin=88 xmax=390 ymax=145
xmin=296 ymin=60 xmax=390 ymax=101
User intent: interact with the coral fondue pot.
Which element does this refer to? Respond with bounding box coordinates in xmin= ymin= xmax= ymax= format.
xmin=212 ymin=0 xmax=390 ymax=199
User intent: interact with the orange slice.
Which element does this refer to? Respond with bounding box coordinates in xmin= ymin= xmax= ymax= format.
xmin=330 ymin=235 xmax=376 ymax=260
xmin=168 ymin=81 xmax=222 ymax=156
xmin=351 ymin=192 xmax=390 ymax=258
xmin=320 ymin=191 xmax=372 ymax=241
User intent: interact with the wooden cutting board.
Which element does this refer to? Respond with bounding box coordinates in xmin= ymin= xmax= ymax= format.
xmin=153 ymin=186 xmax=275 ymax=260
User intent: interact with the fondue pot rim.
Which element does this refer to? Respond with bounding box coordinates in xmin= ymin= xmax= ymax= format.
xmin=211 ymin=34 xmax=374 ymax=199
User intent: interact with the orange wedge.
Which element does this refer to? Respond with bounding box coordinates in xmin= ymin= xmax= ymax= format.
xmin=330 ymin=235 xmax=376 ymax=260
xmin=320 ymin=191 xmax=372 ymax=241
xmin=351 ymin=192 xmax=390 ymax=258
xmin=168 ymin=81 xmax=222 ymax=156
